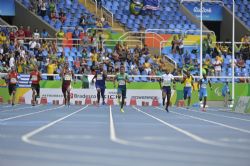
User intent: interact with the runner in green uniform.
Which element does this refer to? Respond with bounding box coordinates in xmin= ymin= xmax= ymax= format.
xmin=113 ymin=66 xmax=130 ymax=113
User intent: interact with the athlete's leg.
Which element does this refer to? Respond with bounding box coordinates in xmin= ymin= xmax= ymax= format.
xmin=162 ymin=88 xmax=166 ymax=106
xmin=12 ymin=90 xmax=16 ymax=106
xmin=101 ymin=87 xmax=105 ymax=104
xmin=117 ymin=88 xmax=122 ymax=105
xmin=66 ymin=87 xmax=71 ymax=105
xmin=32 ymin=88 xmax=36 ymax=106
xmin=166 ymin=92 xmax=171 ymax=111
xmin=203 ymin=96 xmax=207 ymax=109
xmin=97 ymin=88 xmax=101 ymax=104
xmin=62 ymin=87 xmax=67 ymax=105
xmin=120 ymin=89 xmax=126 ymax=112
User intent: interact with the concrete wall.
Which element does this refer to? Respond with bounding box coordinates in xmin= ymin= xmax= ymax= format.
xmin=220 ymin=7 xmax=250 ymax=42
xmin=0 ymin=18 xmax=9 ymax=25
xmin=12 ymin=0 xmax=57 ymax=37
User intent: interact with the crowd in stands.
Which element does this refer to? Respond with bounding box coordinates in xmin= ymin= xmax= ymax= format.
xmin=170 ymin=33 xmax=250 ymax=79
xmin=0 ymin=24 xmax=249 ymax=83
xmin=25 ymin=0 xmax=109 ymax=31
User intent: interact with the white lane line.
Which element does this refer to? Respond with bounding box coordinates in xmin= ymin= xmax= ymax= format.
xmin=184 ymin=107 xmax=250 ymax=122
xmin=22 ymin=105 xmax=88 ymax=145
xmin=109 ymin=105 xmax=130 ymax=145
xmin=157 ymin=107 xmax=250 ymax=134
xmin=0 ymin=104 xmax=20 ymax=108
xmin=1 ymin=105 xmax=41 ymax=113
xmin=133 ymin=106 xmax=230 ymax=147
xmin=19 ymin=105 xmax=250 ymax=158
xmin=208 ymin=108 xmax=250 ymax=115
xmin=0 ymin=105 xmax=64 ymax=122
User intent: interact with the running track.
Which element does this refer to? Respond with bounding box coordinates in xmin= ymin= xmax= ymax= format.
xmin=0 ymin=104 xmax=250 ymax=166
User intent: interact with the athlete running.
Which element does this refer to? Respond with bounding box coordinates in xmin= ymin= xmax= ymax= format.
xmin=6 ymin=67 xmax=18 ymax=106
xmin=198 ymin=73 xmax=212 ymax=112
xmin=113 ymin=66 xmax=129 ymax=113
xmin=181 ymin=71 xmax=195 ymax=109
xmin=159 ymin=69 xmax=175 ymax=112
xmin=92 ymin=63 xmax=107 ymax=105
xmin=61 ymin=63 xmax=75 ymax=106
xmin=28 ymin=66 xmax=42 ymax=106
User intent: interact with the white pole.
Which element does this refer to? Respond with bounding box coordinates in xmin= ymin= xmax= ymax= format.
xmin=200 ymin=0 xmax=203 ymax=78
xmin=232 ymin=0 xmax=235 ymax=106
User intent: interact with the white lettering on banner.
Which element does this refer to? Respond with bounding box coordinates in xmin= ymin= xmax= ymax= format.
xmin=22 ymin=89 xmax=175 ymax=105
xmin=193 ymin=7 xmax=212 ymax=13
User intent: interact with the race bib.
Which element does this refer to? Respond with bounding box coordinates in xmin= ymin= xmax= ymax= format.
xmin=10 ymin=78 xmax=17 ymax=84
xmin=32 ymin=75 xmax=38 ymax=81
xmin=119 ymin=80 xmax=125 ymax=86
xmin=163 ymin=80 xmax=171 ymax=86
xmin=185 ymin=83 xmax=191 ymax=87
xmin=65 ymin=75 xmax=71 ymax=81
xmin=201 ymin=84 xmax=207 ymax=88
xmin=97 ymin=74 xmax=102 ymax=80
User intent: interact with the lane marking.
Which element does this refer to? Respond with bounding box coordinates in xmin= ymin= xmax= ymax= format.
xmin=159 ymin=107 xmax=250 ymax=134
xmin=15 ymin=105 xmax=249 ymax=159
xmin=0 ymin=104 xmax=20 ymax=109
xmin=134 ymin=106 xmax=250 ymax=150
xmin=22 ymin=105 xmax=88 ymax=144
xmin=0 ymin=105 xmax=41 ymax=113
xmin=0 ymin=105 xmax=64 ymax=122
xmin=184 ymin=107 xmax=250 ymax=122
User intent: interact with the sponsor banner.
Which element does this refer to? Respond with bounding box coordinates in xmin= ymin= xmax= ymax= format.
xmin=185 ymin=4 xmax=223 ymax=21
xmin=0 ymin=0 xmax=15 ymax=16
xmin=23 ymin=89 xmax=166 ymax=105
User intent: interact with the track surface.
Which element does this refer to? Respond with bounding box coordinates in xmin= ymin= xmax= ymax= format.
xmin=0 ymin=104 xmax=250 ymax=166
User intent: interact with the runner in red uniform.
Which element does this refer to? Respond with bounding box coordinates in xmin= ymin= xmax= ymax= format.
xmin=61 ymin=63 xmax=75 ymax=106
xmin=28 ymin=66 xmax=42 ymax=106
xmin=6 ymin=67 xmax=18 ymax=106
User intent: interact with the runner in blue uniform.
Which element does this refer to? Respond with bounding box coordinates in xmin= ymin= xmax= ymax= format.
xmin=198 ymin=73 xmax=212 ymax=111
xmin=92 ymin=64 xmax=107 ymax=105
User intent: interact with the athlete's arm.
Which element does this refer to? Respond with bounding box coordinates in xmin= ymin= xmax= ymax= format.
xmin=113 ymin=74 xmax=117 ymax=88
xmin=92 ymin=73 xmax=97 ymax=83
xmin=28 ymin=73 xmax=32 ymax=84
xmin=125 ymin=74 xmax=130 ymax=83
xmin=208 ymin=80 xmax=212 ymax=90
xmin=172 ymin=76 xmax=176 ymax=90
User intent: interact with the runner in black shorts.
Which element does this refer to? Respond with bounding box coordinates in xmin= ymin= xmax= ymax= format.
xmin=6 ymin=67 xmax=18 ymax=106
xmin=29 ymin=66 xmax=42 ymax=106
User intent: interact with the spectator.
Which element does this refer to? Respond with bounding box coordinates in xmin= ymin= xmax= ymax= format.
xmin=177 ymin=34 xmax=184 ymax=55
xmin=9 ymin=54 xmax=15 ymax=68
xmin=50 ymin=11 xmax=57 ymax=22
xmin=203 ymin=56 xmax=212 ymax=75
xmin=171 ymin=35 xmax=178 ymax=54
xmin=16 ymin=26 xmax=25 ymax=45
xmin=24 ymin=26 xmax=32 ymax=39
xmin=236 ymin=56 xmax=245 ymax=69
xmin=49 ymin=0 xmax=56 ymax=14
xmin=213 ymin=56 xmax=222 ymax=76
xmin=79 ymin=15 xmax=86 ymax=29
xmin=33 ymin=28 xmax=40 ymax=40
xmin=56 ymin=27 xmax=65 ymax=46
xmin=40 ymin=0 xmax=47 ymax=17
xmin=72 ymin=26 xmax=81 ymax=46
xmin=9 ymin=29 xmax=16 ymax=42
xmin=47 ymin=59 xmax=57 ymax=80
xmin=73 ymin=57 xmax=81 ymax=73
xmin=0 ymin=32 xmax=7 ymax=45
xmin=41 ymin=29 xmax=49 ymax=38
xmin=59 ymin=9 xmax=66 ymax=23
xmin=203 ymin=33 xmax=213 ymax=55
